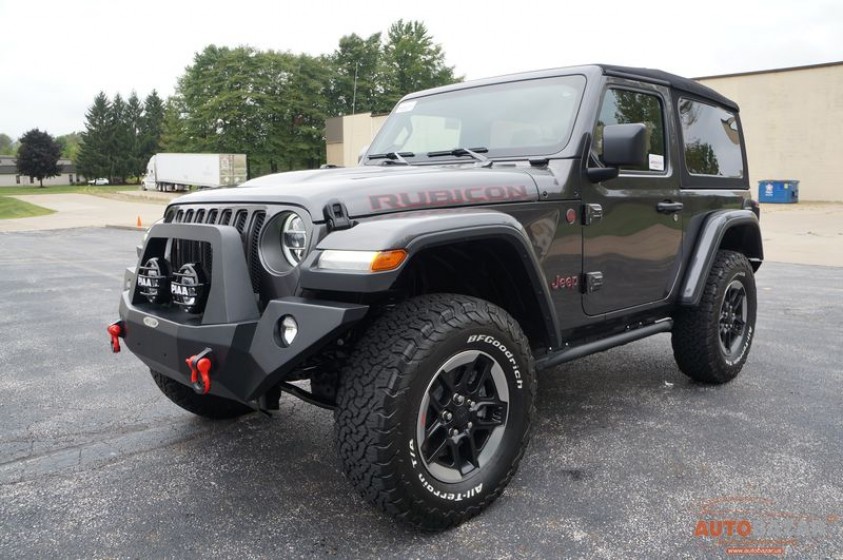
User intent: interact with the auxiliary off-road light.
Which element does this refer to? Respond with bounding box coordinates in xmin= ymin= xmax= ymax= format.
xmin=137 ymin=257 xmax=171 ymax=303
xmin=170 ymin=263 xmax=208 ymax=313
xmin=317 ymin=249 xmax=407 ymax=272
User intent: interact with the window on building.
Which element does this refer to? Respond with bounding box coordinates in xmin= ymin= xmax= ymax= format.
xmin=679 ymin=98 xmax=744 ymax=177
xmin=594 ymin=88 xmax=666 ymax=172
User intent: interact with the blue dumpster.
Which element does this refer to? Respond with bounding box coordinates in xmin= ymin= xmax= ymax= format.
xmin=758 ymin=180 xmax=799 ymax=203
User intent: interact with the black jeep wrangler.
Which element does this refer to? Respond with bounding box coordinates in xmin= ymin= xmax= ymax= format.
xmin=111 ymin=64 xmax=762 ymax=530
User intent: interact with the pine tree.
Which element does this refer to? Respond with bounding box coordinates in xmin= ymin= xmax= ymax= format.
xmin=126 ymin=92 xmax=145 ymax=179
xmin=110 ymin=93 xmax=131 ymax=182
xmin=77 ymin=92 xmax=112 ymax=181
xmin=140 ymin=90 xmax=165 ymax=166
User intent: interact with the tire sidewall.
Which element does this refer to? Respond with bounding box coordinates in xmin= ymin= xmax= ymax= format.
xmin=397 ymin=324 xmax=532 ymax=508
xmin=713 ymin=261 xmax=757 ymax=369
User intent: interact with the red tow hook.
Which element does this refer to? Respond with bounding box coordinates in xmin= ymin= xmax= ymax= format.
xmin=185 ymin=348 xmax=214 ymax=395
xmin=107 ymin=321 xmax=124 ymax=353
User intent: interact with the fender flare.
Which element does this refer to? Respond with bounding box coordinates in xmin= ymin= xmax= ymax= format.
xmin=680 ymin=209 xmax=763 ymax=306
xmin=298 ymin=209 xmax=561 ymax=348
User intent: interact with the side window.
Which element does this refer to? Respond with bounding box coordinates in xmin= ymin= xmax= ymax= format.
xmin=595 ymin=88 xmax=666 ymax=172
xmin=679 ymin=98 xmax=744 ymax=177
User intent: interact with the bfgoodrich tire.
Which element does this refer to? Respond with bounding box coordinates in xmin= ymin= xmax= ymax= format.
xmin=334 ymin=294 xmax=536 ymax=530
xmin=672 ymin=250 xmax=757 ymax=384
xmin=150 ymin=370 xmax=254 ymax=419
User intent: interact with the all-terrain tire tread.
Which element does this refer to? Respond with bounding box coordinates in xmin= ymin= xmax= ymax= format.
xmin=334 ymin=294 xmax=536 ymax=530
xmin=672 ymin=250 xmax=755 ymax=384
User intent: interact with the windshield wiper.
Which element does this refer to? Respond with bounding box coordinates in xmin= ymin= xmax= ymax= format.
xmin=367 ymin=151 xmax=413 ymax=165
xmin=427 ymin=147 xmax=492 ymax=167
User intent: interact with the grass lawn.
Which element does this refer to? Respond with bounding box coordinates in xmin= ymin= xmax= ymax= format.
xmin=0 ymin=184 xmax=132 ymax=196
xmin=0 ymin=196 xmax=55 ymax=220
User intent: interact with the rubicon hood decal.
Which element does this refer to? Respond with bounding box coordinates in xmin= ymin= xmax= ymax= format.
xmin=369 ymin=185 xmax=532 ymax=211
xmin=169 ymin=166 xmax=541 ymax=221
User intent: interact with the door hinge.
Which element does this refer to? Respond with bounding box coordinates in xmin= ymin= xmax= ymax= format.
xmin=584 ymin=272 xmax=604 ymax=293
xmin=584 ymin=203 xmax=603 ymax=225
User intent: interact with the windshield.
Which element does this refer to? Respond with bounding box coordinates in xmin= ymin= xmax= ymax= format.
xmin=367 ymin=75 xmax=586 ymax=162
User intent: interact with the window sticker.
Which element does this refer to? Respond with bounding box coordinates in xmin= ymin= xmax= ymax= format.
xmin=395 ymin=100 xmax=416 ymax=113
xmin=649 ymin=153 xmax=665 ymax=172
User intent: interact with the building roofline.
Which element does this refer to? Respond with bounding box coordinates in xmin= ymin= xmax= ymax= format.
xmin=694 ymin=60 xmax=843 ymax=81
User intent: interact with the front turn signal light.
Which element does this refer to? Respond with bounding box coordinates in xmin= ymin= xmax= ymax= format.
xmin=317 ymin=249 xmax=408 ymax=272
xmin=370 ymin=250 xmax=407 ymax=272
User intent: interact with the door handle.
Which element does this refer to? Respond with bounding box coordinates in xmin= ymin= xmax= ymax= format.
xmin=657 ymin=201 xmax=684 ymax=214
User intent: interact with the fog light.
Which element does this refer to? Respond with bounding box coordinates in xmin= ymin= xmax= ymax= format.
xmin=171 ymin=263 xmax=208 ymax=313
xmin=280 ymin=315 xmax=298 ymax=346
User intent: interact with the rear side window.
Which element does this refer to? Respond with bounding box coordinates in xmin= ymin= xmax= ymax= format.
xmin=595 ymin=88 xmax=666 ymax=173
xmin=679 ymin=98 xmax=744 ymax=177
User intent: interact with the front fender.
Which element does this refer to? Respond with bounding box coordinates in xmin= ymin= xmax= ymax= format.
xmin=298 ymin=209 xmax=561 ymax=346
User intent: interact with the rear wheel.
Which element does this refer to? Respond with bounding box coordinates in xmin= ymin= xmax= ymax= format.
xmin=334 ymin=294 xmax=536 ymax=530
xmin=150 ymin=370 xmax=253 ymax=419
xmin=672 ymin=250 xmax=757 ymax=384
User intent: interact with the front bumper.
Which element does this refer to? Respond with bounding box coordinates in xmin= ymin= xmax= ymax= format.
xmin=119 ymin=222 xmax=367 ymax=403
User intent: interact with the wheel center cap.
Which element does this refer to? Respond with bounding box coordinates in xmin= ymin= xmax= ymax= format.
xmin=452 ymin=406 xmax=471 ymax=427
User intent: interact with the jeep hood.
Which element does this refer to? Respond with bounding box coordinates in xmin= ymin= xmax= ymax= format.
xmin=168 ymin=165 xmax=543 ymax=221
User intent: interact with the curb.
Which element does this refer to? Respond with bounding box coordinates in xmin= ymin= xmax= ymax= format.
xmin=104 ymin=225 xmax=148 ymax=231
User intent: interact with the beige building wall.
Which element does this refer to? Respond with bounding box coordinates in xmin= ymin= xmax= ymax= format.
xmin=325 ymin=113 xmax=388 ymax=167
xmin=698 ymin=62 xmax=843 ymax=202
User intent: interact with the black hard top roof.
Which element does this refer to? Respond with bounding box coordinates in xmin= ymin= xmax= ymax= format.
xmin=406 ymin=64 xmax=739 ymax=112
xmin=599 ymin=64 xmax=739 ymax=111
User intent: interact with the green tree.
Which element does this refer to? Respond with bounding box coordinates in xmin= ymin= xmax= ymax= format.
xmin=168 ymin=45 xmax=331 ymax=175
xmin=328 ymin=32 xmax=383 ymax=116
xmin=77 ymin=92 xmax=113 ymax=181
xmin=16 ymin=129 xmax=61 ymax=187
xmin=140 ymin=90 xmax=165 ymax=165
xmin=109 ymin=93 xmax=131 ymax=182
xmin=381 ymin=20 xmax=459 ymax=111
xmin=55 ymin=132 xmax=81 ymax=160
xmin=0 ymin=133 xmax=14 ymax=155
xmin=126 ymin=91 xmax=145 ymax=179
xmin=159 ymin=97 xmax=190 ymax=153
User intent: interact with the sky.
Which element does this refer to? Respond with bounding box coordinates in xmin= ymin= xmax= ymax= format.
xmin=1 ymin=0 xmax=841 ymax=140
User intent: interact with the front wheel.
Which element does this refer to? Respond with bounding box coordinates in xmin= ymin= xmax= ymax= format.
xmin=334 ymin=294 xmax=536 ymax=530
xmin=672 ymin=250 xmax=757 ymax=384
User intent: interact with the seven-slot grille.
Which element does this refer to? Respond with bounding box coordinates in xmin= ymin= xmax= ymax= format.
xmin=165 ymin=206 xmax=267 ymax=295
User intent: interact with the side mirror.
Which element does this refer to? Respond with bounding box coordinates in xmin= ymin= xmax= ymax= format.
xmin=587 ymin=123 xmax=648 ymax=182
xmin=602 ymin=123 xmax=647 ymax=167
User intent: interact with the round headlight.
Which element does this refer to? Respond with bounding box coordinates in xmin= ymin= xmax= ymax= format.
xmin=281 ymin=213 xmax=307 ymax=266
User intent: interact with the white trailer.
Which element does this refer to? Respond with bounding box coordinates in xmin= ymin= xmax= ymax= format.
xmin=141 ymin=153 xmax=248 ymax=192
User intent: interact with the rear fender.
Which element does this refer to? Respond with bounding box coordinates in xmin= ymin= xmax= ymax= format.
xmin=680 ymin=210 xmax=763 ymax=306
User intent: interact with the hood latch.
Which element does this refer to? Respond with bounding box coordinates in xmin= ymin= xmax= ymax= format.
xmin=323 ymin=199 xmax=354 ymax=231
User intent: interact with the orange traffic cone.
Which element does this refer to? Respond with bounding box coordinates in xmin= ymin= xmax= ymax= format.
xmin=137 ymin=215 xmax=142 ymax=228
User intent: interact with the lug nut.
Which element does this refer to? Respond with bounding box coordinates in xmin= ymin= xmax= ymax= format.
xmin=449 ymin=428 xmax=458 ymax=437
xmin=467 ymin=422 xmax=473 ymax=429
xmin=442 ymin=411 xmax=453 ymax=421
xmin=453 ymin=394 xmax=465 ymax=405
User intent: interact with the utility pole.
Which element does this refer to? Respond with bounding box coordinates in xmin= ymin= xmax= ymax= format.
xmin=351 ymin=61 xmax=360 ymax=114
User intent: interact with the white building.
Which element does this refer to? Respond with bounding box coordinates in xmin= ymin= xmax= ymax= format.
xmin=0 ymin=156 xmax=80 ymax=187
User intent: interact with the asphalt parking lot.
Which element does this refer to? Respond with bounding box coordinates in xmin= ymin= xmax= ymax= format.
xmin=0 ymin=228 xmax=841 ymax=559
